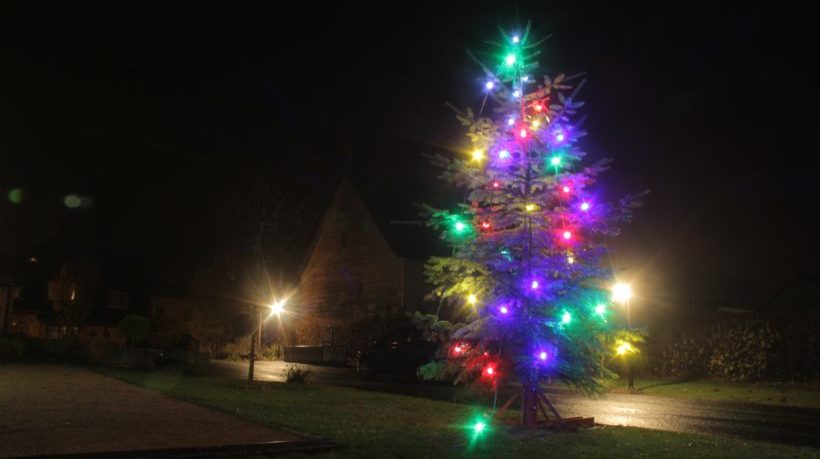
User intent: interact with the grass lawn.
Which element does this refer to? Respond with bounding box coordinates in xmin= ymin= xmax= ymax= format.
xmin=102 ymin=369 xmax=818 ymax=459
xmin=605 ymin=378 xmax=820 ymax=409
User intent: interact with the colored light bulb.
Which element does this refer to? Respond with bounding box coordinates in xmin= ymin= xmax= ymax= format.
xmin=580 ymin=202 xmax=590 ymax=212
xmin=525 ymin=203 xmax=535 ymax=212
xmin=531 ymin=280 xmax=539 ymax=289
xmin=499 ymin=305 xmax=509 ymax=314
xmin=467 ymin=294 xmax=478 ymax=305
xmin=562 ymin=230 xmax=572 ymax=240
xmin=562 ymin=186 xmax=571 ymax=193
xmin=567 ymin=256 xmax=574 ymax=264
xmin=531 ymin=120 xmax=540 ymax=129
xmin=539 ymin=351 xmax=548 ymax=361
xmin=454 ymin=344 xmax=463 ymax=354
xmin=473 ymin=421 xmax=486 ymax=433
xmin=550 ymin=156 xmax=561 ymax=166
xmin=454 ymin=221 xmax=466 ymax=232
xmin=499 ymin=149 xmax=511 ymax=159
xmin=471 ymin=149 xmax=485 ymax=161
xmin=485 ymin=366 xmax=494 ymax=376
xmin=522 ymin=75 xmax=529 ymax=82
xmin=595 ymin=304 xmax=606 ymax=315
xmin=553 ymin=130 xmax=566 ymax=143
xmin=617 ymin=342 xmax=633 ymax=355
xmin=481 ymin=221 xmax=491 ymax=229
xmin=519 ymin=128 xmax=528 ymax=138
xmin=513 ymin=89 xmax=521 ymax=98
xmin=561 ymin=311 xmax=572 ymax=324
xmin=485 ymin=81 xmax=495 ymax=90
xmin=507 ymin=117 xmax=515 ymax=126
xmin=534 ymin=104 xmax=543 ymax=112
xmin=505 ymin=54 xmax=516 ymax=66
xmin=512 ymin=35 xmax=520 ymax=44
xmin=492 ymin=181 xmax=500 ymax=188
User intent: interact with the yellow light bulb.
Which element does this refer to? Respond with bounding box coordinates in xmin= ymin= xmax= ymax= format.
xmin=467 ymin=294 xmax=478 ymax=306
xmin=471 ymin=149 xmax=485 ymax=161
xmin=531 ymin=120 xmax=540 ymax=129
xmin=616 ymin=342 xmax=633 ymax=355
xmin=525 ymin=203 xmax=536 ymax=212
xmin=567 ymin=256 xmax=574 ymax=264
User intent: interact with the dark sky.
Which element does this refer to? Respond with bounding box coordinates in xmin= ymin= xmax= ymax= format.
xmin=1 ymin=2 xmax=817 ymax=308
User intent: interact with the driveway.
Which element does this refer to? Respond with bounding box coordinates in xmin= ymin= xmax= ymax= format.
xmin=0 ymin=364 xmax=315 ymax=458
xmin=213 ymin=360 xmax=820 ymax=448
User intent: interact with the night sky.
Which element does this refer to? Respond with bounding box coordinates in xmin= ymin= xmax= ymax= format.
xmin=1 ymin=3 xmax=817 ymax=311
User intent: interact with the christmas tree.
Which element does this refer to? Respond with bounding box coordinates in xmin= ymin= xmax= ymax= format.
xmin=420 ymin=24 xmax=643 ymax=427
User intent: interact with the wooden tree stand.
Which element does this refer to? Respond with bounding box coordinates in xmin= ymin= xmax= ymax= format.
xmin=495 ymin=386 xmax=594 ymax=430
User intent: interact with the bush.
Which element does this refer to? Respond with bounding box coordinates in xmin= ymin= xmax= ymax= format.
xmin=259 ymin=343 xmax=281 ymax=361
xmin=284 ymin=364 xmax=310 ymax=384
xmin=118 ymin=315 xmax=150 ymax=348
xmin=707 ymin=321 xmax=778 ymax=381
xmin=0 ymin=337 xmax=27 ymax=361
xmin=648 ymin=319 xmax=815 ymax=382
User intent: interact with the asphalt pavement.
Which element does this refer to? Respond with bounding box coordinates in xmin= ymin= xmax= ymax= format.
xmin=213 ymin=359 xmax=820 ymax=448
xmin=0 ymin=364 xmax=322 ymax=458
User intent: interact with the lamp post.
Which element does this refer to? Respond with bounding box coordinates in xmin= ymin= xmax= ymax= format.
xmin=612 ymin=282 xmax=635 ymax=390
xmin=247 ymin=298 xmax=286 ymax=386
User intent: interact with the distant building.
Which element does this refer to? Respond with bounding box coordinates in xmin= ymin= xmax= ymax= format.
xmin=294 ymin=178 xmax=432 ymax=353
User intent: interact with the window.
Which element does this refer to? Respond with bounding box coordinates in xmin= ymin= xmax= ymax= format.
xmin=107 ymin=291 xmax=129 ymax=310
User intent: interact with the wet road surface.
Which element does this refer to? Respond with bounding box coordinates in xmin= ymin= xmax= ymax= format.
xmin=211 ymin=360 xmax=820 ymax=448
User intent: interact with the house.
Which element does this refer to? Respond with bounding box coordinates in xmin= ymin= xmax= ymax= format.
xmin=293 ymin=178 xmax=433 ymax=353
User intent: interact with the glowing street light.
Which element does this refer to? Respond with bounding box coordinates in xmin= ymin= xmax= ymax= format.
xmin=612 ymin=282 xmax=633 ymax=304
xmin=269 ymin=298 xmax=287 ymax=317
xmin=612 ymin=281 xmax=633 ymax=327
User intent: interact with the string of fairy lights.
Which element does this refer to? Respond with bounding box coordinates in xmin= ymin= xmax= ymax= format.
xmin=425 ymin=24 xmax=641 ymax=437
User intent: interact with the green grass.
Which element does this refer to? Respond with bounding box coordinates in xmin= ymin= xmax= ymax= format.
xmin=101 ymin=369 xmax=819 ymax=459
xmin=605 ymin=378 xmax=820 ymax=409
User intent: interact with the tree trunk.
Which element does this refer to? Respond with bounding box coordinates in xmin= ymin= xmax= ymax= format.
xmin=522 ymin=384 xmax=539 ymax=426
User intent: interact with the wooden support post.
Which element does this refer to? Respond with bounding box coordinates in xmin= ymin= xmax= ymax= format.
xmin=522 ymin=385 xmax=539 ymax=426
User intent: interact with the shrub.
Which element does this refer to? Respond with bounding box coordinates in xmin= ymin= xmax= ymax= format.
xmin=0 ymin=337 xmax=27 ymax=361
xmin=259 ymin=343 xmax=281 ymax=361
xmin=118 ymin=315 xmax=150 ymax=348
xmin=284 ymin=364 xmax=310 ymax=384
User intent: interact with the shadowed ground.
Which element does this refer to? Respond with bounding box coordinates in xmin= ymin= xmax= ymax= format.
xmin=0 ymin=364 xmax=307 ymax=458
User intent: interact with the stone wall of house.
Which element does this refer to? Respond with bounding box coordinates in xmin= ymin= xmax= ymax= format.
xmin=295 ymin=180 xmax=409 ymax=350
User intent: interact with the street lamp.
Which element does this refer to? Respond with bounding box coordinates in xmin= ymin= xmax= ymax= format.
xmin=248 ymin=297 xmax=288 ymax=386
xmin=612 ymin=282 xmax=633 ymax=327
xmin=612 ymin=281 xmax=635 ymax=391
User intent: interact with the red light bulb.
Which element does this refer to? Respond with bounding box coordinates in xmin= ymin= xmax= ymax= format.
xmin=481 ymin=221 xmax=491 ymax=229
xmin=562 ymin=186 xmax=571 ymax=193
xmin=492 ymin=181 xmax=500 ymax=188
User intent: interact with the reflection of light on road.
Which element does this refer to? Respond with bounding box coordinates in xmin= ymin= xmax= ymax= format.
xmin=613 ymin=406 xmax=639 ymax=414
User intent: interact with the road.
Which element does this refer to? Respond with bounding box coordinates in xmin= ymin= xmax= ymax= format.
xmin=212 ymin=360 xmax=820 ymax=448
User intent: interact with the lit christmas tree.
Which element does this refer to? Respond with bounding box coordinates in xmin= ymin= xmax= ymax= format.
xmin=420 ymin=24 xmax=643 ymax=427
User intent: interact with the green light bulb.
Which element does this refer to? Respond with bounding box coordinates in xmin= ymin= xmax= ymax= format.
xmin=505 ymin=54 xmax=516 ymax=66
xmin=550 ymin=156 xmax=561 ymax=166
xmin=561 ymin=311 xmax=572 ymax=324
xmin=455 ymin=221 xmax=466 ymax=232
xmin=473 ymin=421 xmax=486 ymax=433
xmin=595 ymin=304 xmax=606 ymax=315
